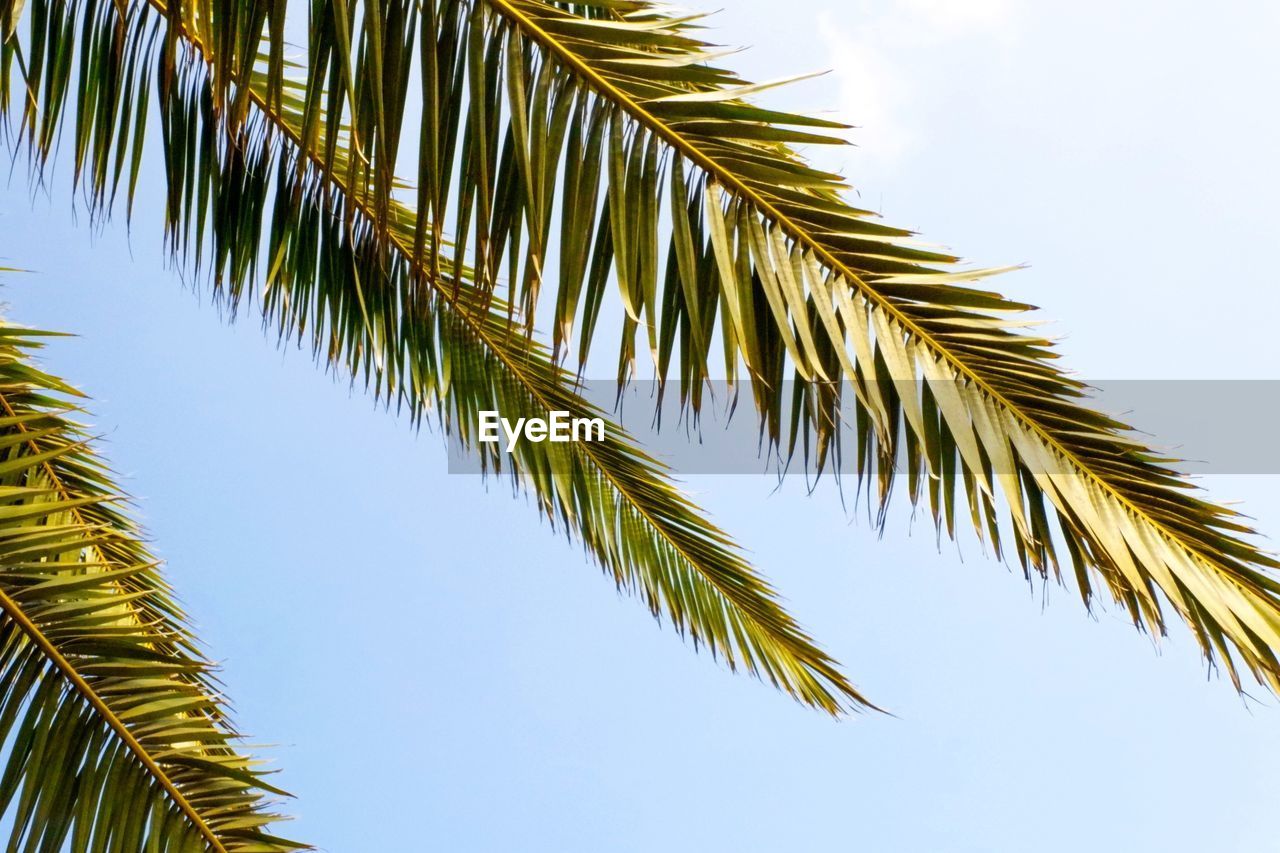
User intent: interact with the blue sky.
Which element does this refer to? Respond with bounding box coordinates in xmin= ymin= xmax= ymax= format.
xmin=3 ymin=1 xmax=1280 ymax=850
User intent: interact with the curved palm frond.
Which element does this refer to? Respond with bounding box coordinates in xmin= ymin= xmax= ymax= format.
xmin=171 ymin=0 xmax=1280 ymax=694
xmin=0 ymin=0 xmax=864 ymax=712
xmin=0 ymin=312 xmax=303 ymax=851
xmin=467 ymin=0 xmax=1280 ymax=692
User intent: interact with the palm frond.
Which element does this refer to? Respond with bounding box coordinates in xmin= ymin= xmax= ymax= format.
xmin=0 ymin=0 xmax=864 ymax=713
xmin=152 ymin=0 xmax=1280 ymax=695
xmin=457 ymin=0 xmax=1280 ymax=692
xmin=0 ymin=316 xmax=303 ymax=851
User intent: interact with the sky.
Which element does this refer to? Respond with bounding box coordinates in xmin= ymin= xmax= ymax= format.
xmin=3 ymin=1 xmax=1280 ymax=850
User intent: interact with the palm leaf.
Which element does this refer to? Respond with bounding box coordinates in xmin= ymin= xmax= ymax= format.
xmin=146 ymin=0 xmax=1280 ymax=696
xmin=457 ymin=0 xmax=1280 ymax=692
xmin=0 ymin=0 xmax=864 ymax=713
xmin=0 ymin=312 xmax=303 ymax=851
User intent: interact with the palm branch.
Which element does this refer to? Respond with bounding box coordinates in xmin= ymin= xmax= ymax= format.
xmin=0 ymin=301 xmax=302 ymax=851
xmin=252 ymin=0 xmax=1280 ymax=693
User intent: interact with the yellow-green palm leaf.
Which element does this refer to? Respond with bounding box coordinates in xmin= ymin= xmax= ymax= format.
xmin=0 ymin=310 xmax=302 ymax=851
xmin=211 ymin=0 xmax=1279 ymax=694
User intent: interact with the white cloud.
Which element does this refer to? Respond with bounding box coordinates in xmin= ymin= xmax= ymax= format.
xmin=820 ymin=0 xmax=1018 ymax=171
xmin=819 ymin=25 xmax=908 ymax=169
xmin=897 ymin=0 xmax=1015 ymax=36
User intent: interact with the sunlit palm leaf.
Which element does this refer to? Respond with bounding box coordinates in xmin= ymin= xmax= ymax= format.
xmin=0 ymin=311 xmax=302 ymax=851
xmin=454 ymin=0 xmax=1280 ymax=692
xmin=0 ymin=0 xmax=863 ymax=713
xmin=127 ymin=0 xmax=1280 ymax=695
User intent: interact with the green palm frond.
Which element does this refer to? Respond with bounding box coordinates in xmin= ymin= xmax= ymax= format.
xmin=448 ymin=0 xmax=1280 ymax=693
xmin=129 ymin=0 xmax=1280 ymax=696
xmin=0 ymin=317 xmax=302 ymax=851
xmin=0 ymin=0 xmax=863 ymax=713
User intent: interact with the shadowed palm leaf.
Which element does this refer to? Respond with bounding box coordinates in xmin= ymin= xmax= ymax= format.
xmin=0 ymin=0 xmax=864 ymax=717
xmin=0 ymin=307 xmax=302 ymax=851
